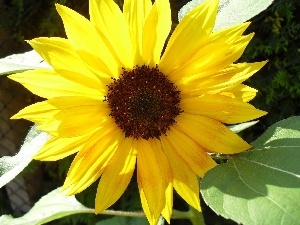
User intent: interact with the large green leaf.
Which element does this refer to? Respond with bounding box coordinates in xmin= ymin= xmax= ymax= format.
xmin=0 ymin=125 xmax=50 ymax=188
xmin=0 ymin=50 xmax=50 ymax=75
xmin=201 ymin=117 xmax=300 ymax=225
xmin=178 ymin=0 xmax=274 ymax=31
xmin=0 ymin=188 xmax=94 ymax=225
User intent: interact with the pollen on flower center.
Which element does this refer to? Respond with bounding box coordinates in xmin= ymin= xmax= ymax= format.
xmin=105 ymin=65 xmax=182 ymax=140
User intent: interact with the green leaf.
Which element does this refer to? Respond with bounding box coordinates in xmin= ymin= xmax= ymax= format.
xmin=201 ymin=117 xmax=300 ymax=225
xmin=0 ymin=188 xmax=94 ymax=225
xmin=0 ymin=125 xmax=50 ymax=188
xmin=178 ymin=0 xmax=274 ymax=31
xmin=0 ymin=50 xmax=50 ymax=75
xmin=228 ymin=120 xmax=259 ymax=133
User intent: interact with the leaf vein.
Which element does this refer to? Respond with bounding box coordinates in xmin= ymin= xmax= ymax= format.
xmin=232 ymin=158 xmax=297 ymax=221
xmin=239 ymin=157 xmax=300 ymax=178
xmin=249 ymin=146 xmax=300 ymax=152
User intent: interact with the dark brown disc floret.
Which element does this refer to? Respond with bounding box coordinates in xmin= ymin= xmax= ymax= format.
xmin=105 ymin=65 xmax=182 ymax=140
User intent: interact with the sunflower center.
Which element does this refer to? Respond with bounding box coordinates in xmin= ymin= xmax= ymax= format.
xmin=105 ymin=65 xmax=182 ymax=140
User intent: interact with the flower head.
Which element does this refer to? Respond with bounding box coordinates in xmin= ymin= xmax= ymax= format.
xmin=9 ymin=0 xmax=267 ymax=224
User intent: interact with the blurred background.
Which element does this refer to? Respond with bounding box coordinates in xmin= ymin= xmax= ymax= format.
xmin=0 ymin=0 xmax=299 ymax=224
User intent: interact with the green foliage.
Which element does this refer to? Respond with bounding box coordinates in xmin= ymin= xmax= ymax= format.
xmin=201 ymin=117 xmax=300 ymax=225
xmin=1 ymin=0 xmax=299 ymax=225
xmin=0 ymin=188 xmax=94 ymax=225
xmin=241 ymin=0 xmax=300 ymax=129
xmin=0 ymin=0 xmax=89 ymax=57
xmin=0 ymin=126 xmax=49 ymax=188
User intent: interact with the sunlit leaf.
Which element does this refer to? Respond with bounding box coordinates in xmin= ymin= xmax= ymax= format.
xmin=201 ymin=117 xmax=300 ymax=225
xmin=178 ymin=0 xmax=274 ymax=31
xmin=0 ymin=188 xmax=94 ymax=225
xmin=0 ymin=50 xmax=50 ymax=75
xmin=0 ymin=125 xmax=50 ymax=188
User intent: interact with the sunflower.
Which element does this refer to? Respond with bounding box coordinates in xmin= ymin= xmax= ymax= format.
xmin=9 ymin=0 xmax=267 ymax=224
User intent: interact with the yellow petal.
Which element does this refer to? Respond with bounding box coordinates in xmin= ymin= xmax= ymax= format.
xmin=176 ymin=113 xmax=251 ymax=154
xmin=28 ymin=96 xmax=110 ymax=137
xmin=169 ymin=41 xmax=229 ymax=81
xmin=170 ymin=22 xmax=252 ymax=81
xmin=164 ymin=127 xmax=216 ymax=177
xmin=196 ymin=34 xmax=254 ymax=78
xmin=210 ymin=22 xmax=251 ymax=43
xmin=39 ymin=102 xmax=110 ymax=137
xmin=63 ymin=126 xmax=123 ymax=195
xmin=178 ymin=61 xmax=267 ymax=95
xmin=222 ymin=33 xmax=254 ymax=65
xmin=149 ymin=139 xmax=173 ymax=223
xmin=11 ymin=101 xmax=58 ymax=124
xmin=89 ymin=0 xmax=133 ymax=69
xmin=8 ymin=69 xmax=103 ymax=99
xmin=159 ymin=0 xmax=218 ymax=75
xmin=205 ymin=22 xmax=252 ymax=70
xmin=76 ymin=50 xmax=120 ymax=80
xmin=181 ymin=94 xmax=267 ymax=124
xmin=161 ymin=182 xmax=173 ymax=223
xmin=161 ymin=135 xmax=201 ymax=211
xmin=220 ymin=84 xmax=258 ymax=102
xmin=95 ymin=137 xmax=137 ymax=213
xmin=28 ymin=37 xmax=104 ymax=88
xmin=64 ymin=121 xmax=117 ymax=185
xmin=173 ymin=34 xmax=254 ymax=83
xmin=123 ymin=0 xmax=152 ymax=65
xmin=204 ymin=61 xmax=267 ymax=94
xmin=55 ymin=4 xmax=120 ymax=78
xmin=46 ymin=96 xmax=104 ymax=109
xmin=34 ymin=134 xmax=90 ymax=161
xmin=139 ymin=189 xmax=154 ymax=224
xmin=55 ymin=69 xmax=107 ymax=93
xmin=142 ymin=0 xmax=171 ymax=66
xmin=137 ymin=139 xmax=168 ymax=225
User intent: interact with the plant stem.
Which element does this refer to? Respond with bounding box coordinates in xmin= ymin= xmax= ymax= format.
xmin=189 ymin=207 xmax=205 ymax=225
xmin=101 ymin=209 xmax=145 ymax=217
xmin=100 ymin=208 xmax=198 ymax=220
